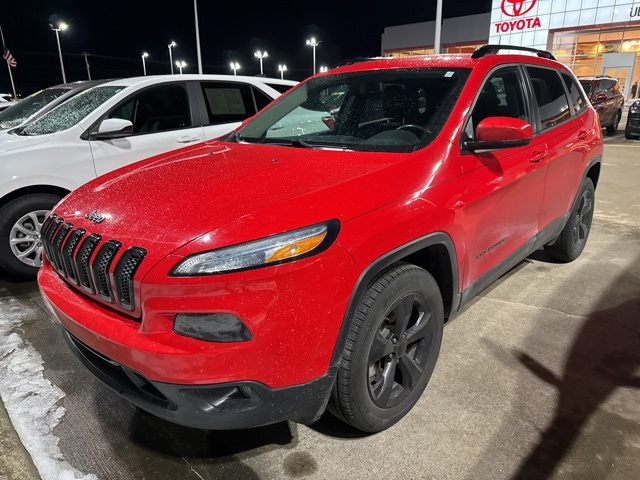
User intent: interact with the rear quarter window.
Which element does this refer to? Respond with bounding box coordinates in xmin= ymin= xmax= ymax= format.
xmin=562 ymin=73 xmax=587 ymax=114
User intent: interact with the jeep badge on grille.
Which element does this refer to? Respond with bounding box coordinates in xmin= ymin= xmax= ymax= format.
xmin=85 ymin=210 xmax=106 ymax=224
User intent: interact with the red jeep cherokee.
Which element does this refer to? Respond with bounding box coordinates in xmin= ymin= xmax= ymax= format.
xmin=38 ymin=45 xmax=602 ymax=433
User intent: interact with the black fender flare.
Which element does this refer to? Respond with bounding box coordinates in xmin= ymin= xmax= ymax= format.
xmin=329 ymin=231 xmax=460 ymax=368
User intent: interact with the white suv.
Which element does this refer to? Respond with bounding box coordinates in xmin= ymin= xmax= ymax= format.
xmin=0 ymin=75 xmax=296 ymax=278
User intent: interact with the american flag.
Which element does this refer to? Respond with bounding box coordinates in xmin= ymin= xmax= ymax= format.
xmin=3 ymin=50 xmax=16 ymax=68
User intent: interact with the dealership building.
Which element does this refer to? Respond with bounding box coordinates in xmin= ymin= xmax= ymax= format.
xmin=382 ymin=0 xmax=640 ymax=98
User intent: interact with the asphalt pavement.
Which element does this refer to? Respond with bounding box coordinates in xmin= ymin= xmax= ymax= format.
xmin=1 ymin=127 xmax=639 ymax=480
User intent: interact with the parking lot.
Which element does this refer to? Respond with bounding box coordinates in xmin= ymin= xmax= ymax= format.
xmin=1 ymin=123 xmax=639 ymax=480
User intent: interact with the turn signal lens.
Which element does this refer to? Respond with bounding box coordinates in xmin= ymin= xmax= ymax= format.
xmin=265 ymin=231 xmax=327 ymax=263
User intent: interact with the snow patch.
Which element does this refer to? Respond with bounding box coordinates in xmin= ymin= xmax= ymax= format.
xmin=0 ymin=293 xmax=96 ymax=480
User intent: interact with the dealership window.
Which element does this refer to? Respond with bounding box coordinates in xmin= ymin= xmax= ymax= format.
xmin=553 ymin=28 xmax=640 ymax=97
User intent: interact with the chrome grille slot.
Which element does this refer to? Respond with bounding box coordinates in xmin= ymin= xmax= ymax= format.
xmin=52 ymin=223 xmax=73 ymax=276
xmin=61 ymin=228 xmax=86 ymax=285
xmin=113 ymin=247 xmax=147 ymax=311
xmin=91 ymin=240 xmax=122 ymax=303
xmin=41 ymin=214 xmax=57 ymax=263
xmin=44 ymin=217 xmax=64 ymax=268
xmin=75 ymin=234 xmax=102 ymax=293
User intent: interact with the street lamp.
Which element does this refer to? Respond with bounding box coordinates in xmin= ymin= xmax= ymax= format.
xmin=168 ymin=41 xmax=177 ymax=74
xmin=278 ymin=64 xmax=287 ymax=80
xmin=49 ymin=22 xmax=68 ymax=83
xmin=141 ymin=52 xmax=149 ymax=76
xmin=319 ymin=66 xmax=329 ymax=73
xmin=254 ymin=50 xmax=268 ymax=76
xmin=306 ymin=37 xmax=320 ymax=74
xmin=175 ymin=60 xmax=187 ymax=74
xmin=230 ymin=62 xmax=240 ymax=76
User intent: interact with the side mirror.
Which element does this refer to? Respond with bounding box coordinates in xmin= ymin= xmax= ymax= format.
xmin=463 ymin=116 xmax=532 ymax=151
xmin=90 ymin=118 xmax=134 ymax=140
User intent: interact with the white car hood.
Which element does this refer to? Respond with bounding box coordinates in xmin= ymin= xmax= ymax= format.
xmin=0 ymin=132 xmax=55 ymax=152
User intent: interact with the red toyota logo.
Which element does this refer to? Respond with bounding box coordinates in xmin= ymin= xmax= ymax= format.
xmin=501 ymin=0 xmax=537 ymax=17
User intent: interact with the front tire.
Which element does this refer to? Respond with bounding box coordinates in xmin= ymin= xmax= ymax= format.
xmin=544 ymin=178 xmax=595 ymax=262
xmin=0 ymin=194 xmax=62 ymax=279
xmin=328 ymin=263 xmax=444 ymax=432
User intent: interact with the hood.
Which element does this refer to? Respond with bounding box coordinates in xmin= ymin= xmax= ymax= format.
xmin=52 ymin=139 xmax=442 ymax=273
xmin=0 ymin=131 xmax=54 ymax=151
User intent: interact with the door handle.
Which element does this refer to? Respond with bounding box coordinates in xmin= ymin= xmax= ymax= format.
xmin=578 ymin=130 xmax=589 ymax=140
xmin=529 ymin=150 xmax=547 ymax=163
xmin=177 ymin=136 xmax=201 ymax=143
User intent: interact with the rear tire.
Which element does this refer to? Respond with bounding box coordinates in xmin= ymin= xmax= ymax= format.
xmin=328 ymin=263 xmax=444 ymax=432
xmin=606 ymin=111 xmax=621 ymax=133
xmin=544 ymin=178 xmax=595 ymax=262
xmin=0 ymin=194 xmax=62 ymax=280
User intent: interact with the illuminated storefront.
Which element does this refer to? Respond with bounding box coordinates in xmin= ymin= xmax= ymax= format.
xmin=489 ymin=0 xmax=640 ymax=97
xmin=382 ymin=1 xmax=640 ymax=98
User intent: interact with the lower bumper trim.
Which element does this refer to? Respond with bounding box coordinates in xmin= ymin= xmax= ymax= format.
xmin=63 ymin=329 xmax=335 ymax=430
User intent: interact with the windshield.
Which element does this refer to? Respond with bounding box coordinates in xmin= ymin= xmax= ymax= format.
xmin=0 ymin=88 xmax=69 ymax=129
xmin=21 ymin=86 xmax=125 ymax=136
xmin=236 ymin=68 xmax=470 ymax=153
xmin=579 ymin=81 xmax=593 ymax=97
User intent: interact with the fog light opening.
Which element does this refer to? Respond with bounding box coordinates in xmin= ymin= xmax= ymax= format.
xmin=173 ymin=313 xmax=252 ymax=342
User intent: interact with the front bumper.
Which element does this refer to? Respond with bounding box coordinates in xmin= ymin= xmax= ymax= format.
xmin=38 ymin=241 xmax=361 ymax=428
xmin=63 ymin=329 xmax=335 ymax=429
xmin=627 ymin=113 xmax=640 ymax=134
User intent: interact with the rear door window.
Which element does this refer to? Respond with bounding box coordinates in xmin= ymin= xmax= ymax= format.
xmin=200 ymin=82 xmax=256 ymax=125
xmin=526 ymin=67 xmax=571 ymax=130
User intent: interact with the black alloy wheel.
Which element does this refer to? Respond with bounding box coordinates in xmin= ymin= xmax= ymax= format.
xmin=544 ymin=178 xmax=595 ymax=262
xmin=328 ymin=263 xmax=444 ymax=432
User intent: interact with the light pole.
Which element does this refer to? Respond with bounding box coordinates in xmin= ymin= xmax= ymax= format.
xmin=175 ymin=61 xmax=187 ymax=74
xmin=49 ymin=22 xmax=68 ymax=83
xmin=306 ymin=37 xmax=320 ymax=74
xmin=254 ymin=50 xmax=268 ymax=76
xmin=319 ymin=66 xmax=328 ymax=73
xmin=230 ymin=62 xmax=240 ymax=76
xmin=141 ymin=52 xmax=149 ymax=76
xmin=434 ymin=0 xmax=443 ymax=54
xmin=168 ymin=41 xmax=176 ymax=74
xmin=193 ymin=0 xmax=203 ymax=74
xmin=278 ymin=64 xmax=287 ymax=80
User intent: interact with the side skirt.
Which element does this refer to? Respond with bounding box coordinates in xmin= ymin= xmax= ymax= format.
xmin=457 ymin=215 xmax=568 ymax=310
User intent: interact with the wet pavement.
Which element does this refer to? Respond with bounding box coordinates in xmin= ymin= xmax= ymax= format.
xmin=1 ymin=129 xmax=639 ymax=480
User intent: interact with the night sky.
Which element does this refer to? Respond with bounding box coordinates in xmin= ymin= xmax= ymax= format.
xmin=1 ymin=0 xmax=492 ymax=96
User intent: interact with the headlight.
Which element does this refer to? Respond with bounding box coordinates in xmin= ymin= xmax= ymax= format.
xmin=170 ymin=220 xmax=340 ymax=276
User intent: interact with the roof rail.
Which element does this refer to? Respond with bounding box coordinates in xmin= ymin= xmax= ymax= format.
xmin=471 ymin=45 xmax=556 ymax=61
xmin=331 ymin=57 xmax=376 ymax=68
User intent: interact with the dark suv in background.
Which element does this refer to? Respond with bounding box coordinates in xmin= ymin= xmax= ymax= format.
xmin=625 ymin=100 xmax=640 ymax=139
xmin=579 ymin=76 xmax=624 ymax=133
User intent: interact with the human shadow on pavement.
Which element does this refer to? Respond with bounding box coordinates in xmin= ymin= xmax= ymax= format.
xmin=472 ymin=256 xmax=640 ymax=480
xmin=510 ymin=292 xmax=640 ymax=479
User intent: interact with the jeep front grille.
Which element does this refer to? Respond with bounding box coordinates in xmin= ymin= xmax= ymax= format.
xmin=42 ymin=214 xmax=147 ymax=314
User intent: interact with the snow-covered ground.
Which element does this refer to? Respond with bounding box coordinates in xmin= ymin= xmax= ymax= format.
xmin=0 ymin=291 xmax=96 ymax=480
